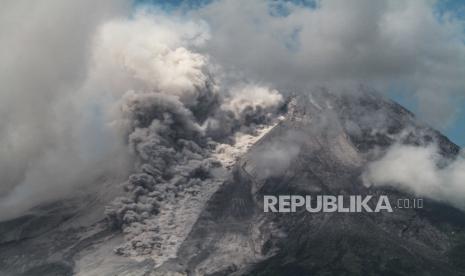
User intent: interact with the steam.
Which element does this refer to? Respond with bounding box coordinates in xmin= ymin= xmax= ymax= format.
xmin=247 ymin=130 xmax=303 ymax=180
xmin=363 ymin=144 xmax=465 ymax=210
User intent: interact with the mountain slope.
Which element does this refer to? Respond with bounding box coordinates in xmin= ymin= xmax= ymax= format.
xmin=0 ymin=90 xmax=464 ymax=276
xmin=154 ymin=91 xmax=465 ymax=275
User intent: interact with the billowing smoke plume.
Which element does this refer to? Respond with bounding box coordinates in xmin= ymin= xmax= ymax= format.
xmin=220 ymin=85 xmax=283 ymax=118
xmin=88 ymin=12 xmax=286 ymax=256
xmin=205 ymin=84 xmax=284 ymax=140
xmin=0 ymin=4 xmax=285 ymax=223
xmin=363 ymin=144 xmax=465 ymax=210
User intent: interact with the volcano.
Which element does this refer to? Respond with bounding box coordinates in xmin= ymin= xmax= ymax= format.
xmin=1 ymin=90 xmax=464 ymax=276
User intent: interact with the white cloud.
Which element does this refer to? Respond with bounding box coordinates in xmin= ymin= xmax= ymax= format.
xmin=363 ymin=144 xmax=465 ymax=210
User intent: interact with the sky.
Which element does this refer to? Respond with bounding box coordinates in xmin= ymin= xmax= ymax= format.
xmin=386 ymin=5 xmax=465 ymax=147
xmin=133 ymin=0 xmax=465 ymax=147
xmin=414 ymin=0 xmax=465 ymax=147
xmin=390 ymin=0 xmax=465 ymax=147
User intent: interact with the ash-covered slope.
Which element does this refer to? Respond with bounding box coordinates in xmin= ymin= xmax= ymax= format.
xmin=154 ymin=91 xmax=465 ymax=276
